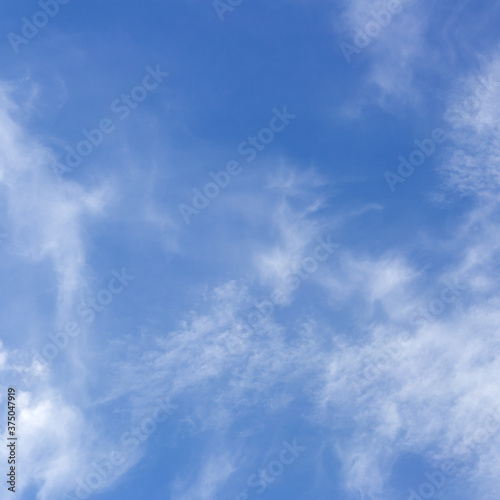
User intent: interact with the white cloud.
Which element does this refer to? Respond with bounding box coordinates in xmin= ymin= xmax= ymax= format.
xmin=0 ymin=81 xmax=159 ymax=499
xmin=316 ymin=218 xmax=500 ymax=498
xmin=0 ymin=82 xmax=112 ymax=321
xmin=337 ymin=0 xmax=434 ymax=110
xmin=438 ymin=56 xmax=500 ymax=196
xmin=172 ymin=452 xmax=237 ymax=500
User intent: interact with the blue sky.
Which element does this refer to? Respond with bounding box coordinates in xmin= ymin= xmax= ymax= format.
xmin=1 ymin=1 xmax=500 ymax=499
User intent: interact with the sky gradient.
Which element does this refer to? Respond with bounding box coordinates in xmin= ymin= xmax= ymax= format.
xmin=1 ymin=1 xmax=500 ymax=500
